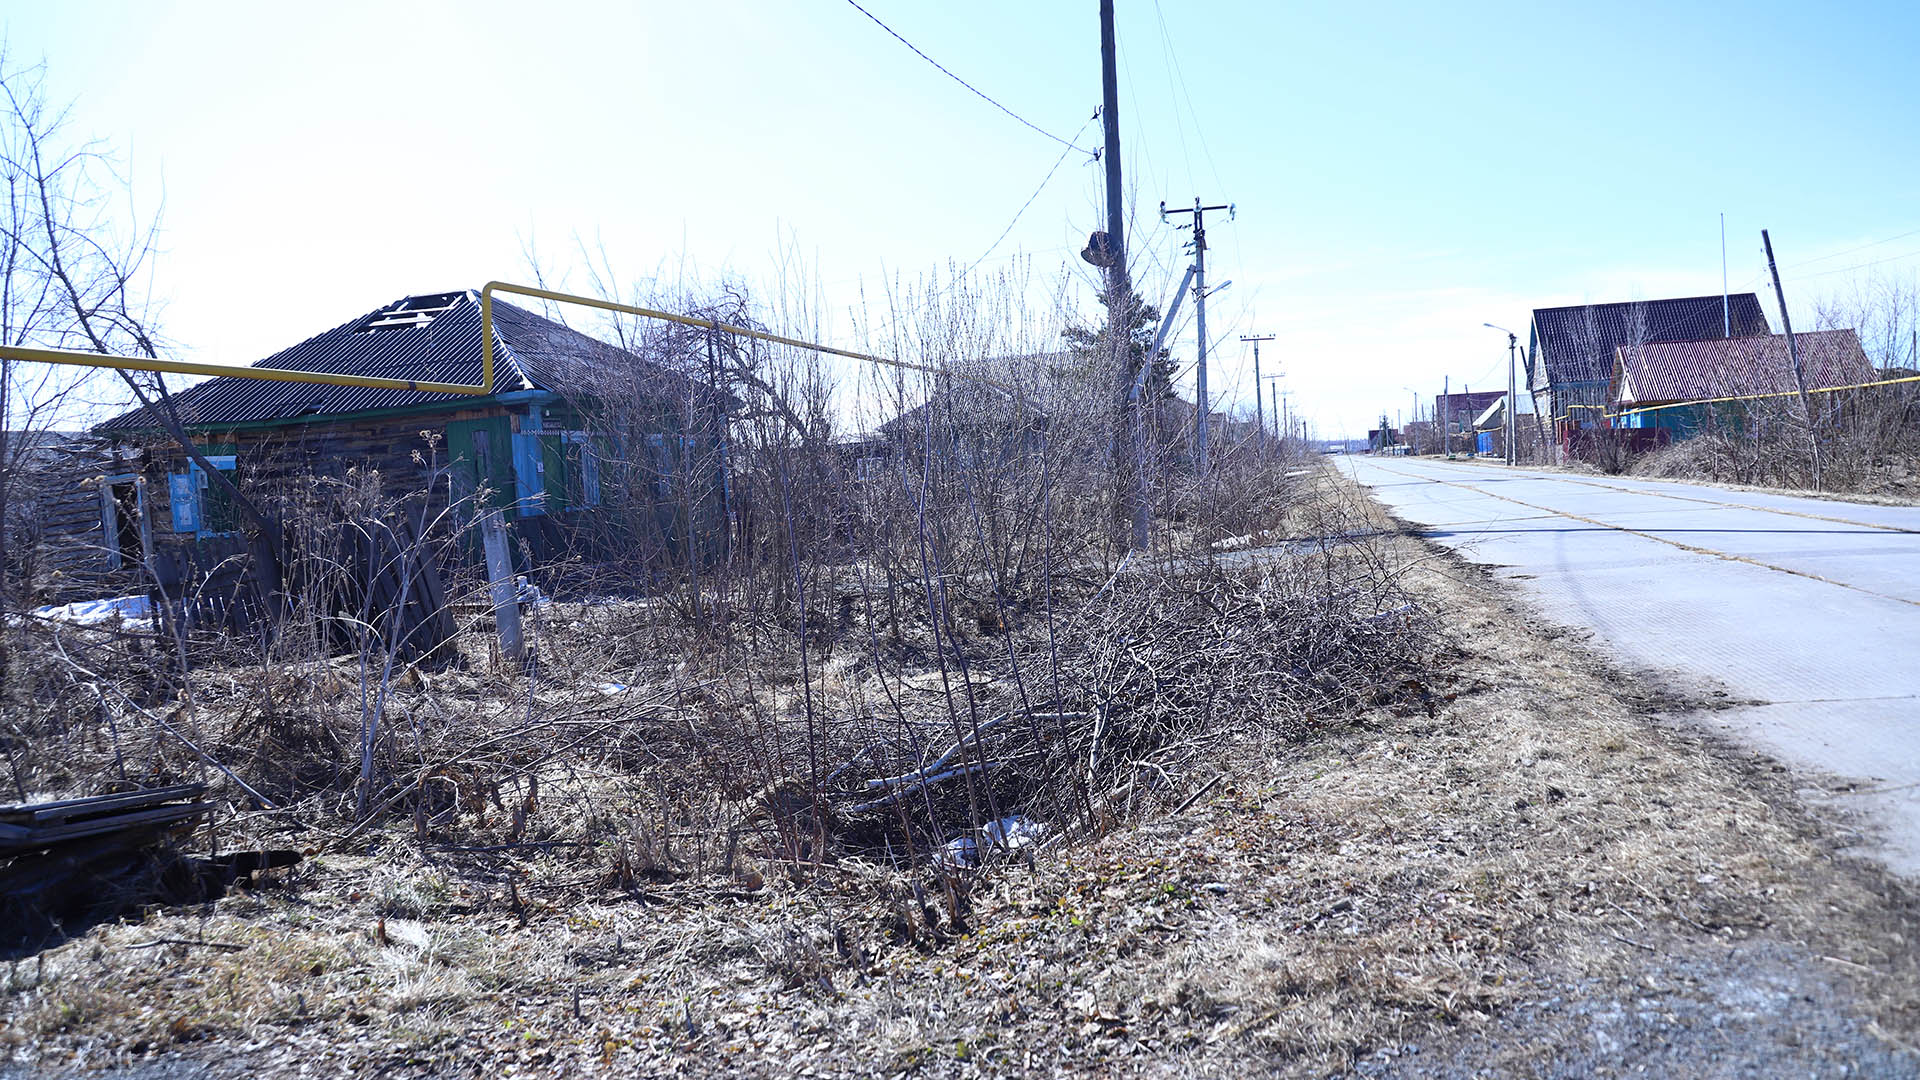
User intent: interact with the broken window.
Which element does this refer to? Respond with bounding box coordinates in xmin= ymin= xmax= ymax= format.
xmin=169 ymin=449 xmax=240 ymax=537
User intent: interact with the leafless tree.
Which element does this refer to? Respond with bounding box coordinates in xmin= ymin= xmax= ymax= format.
xmin=0 ymin=52 xmax=291 ymax=631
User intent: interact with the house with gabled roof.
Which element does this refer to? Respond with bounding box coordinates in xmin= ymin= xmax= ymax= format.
xmin=1527 ymin=294 xmax=1771 ymax=449
xmin=84 ymin=289 xmax=729 ymax=593
xmin=1609 ymin=329 xmax=1873 ymax=437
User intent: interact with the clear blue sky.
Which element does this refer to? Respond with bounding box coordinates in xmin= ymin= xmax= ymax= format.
xmin=7 ymin=0 xmax=1918 ymax=436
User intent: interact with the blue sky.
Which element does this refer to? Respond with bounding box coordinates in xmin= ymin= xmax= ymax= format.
xmin=6 ymin=0 xmax=1917 ymax=436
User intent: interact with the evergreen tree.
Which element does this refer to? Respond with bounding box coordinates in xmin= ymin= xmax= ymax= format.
xmin=1061 ymin=291 xmax=1173 ymax=401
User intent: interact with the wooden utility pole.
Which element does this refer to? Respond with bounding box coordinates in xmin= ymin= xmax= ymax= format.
xmin=1241 ymin=333 xmax=1274 ymax=454
xmin=1762 ymin=228 xmax=1822 ymax=490
xmin=1093 ymin=0 xmax=1141 ymax=549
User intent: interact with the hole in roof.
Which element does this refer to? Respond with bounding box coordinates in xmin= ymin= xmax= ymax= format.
xmin=355 ymin=292 xmax=464 ymax=335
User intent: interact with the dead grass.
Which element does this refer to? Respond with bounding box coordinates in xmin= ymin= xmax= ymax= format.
xmin=4 ymin=470 xmax=1917 ymax=1078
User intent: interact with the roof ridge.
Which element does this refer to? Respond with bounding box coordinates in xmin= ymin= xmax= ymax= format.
xmin=1532 ymin=292 xmax=1762 ymax=315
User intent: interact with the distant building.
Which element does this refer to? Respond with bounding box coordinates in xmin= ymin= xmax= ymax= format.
xmin=1433 ymin=389 xmax=1506 ymax=454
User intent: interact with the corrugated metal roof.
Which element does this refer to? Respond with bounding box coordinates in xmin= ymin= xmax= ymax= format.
xmin=95 ymin=291 xmax=663 ymax=432
xmin=1531 ymin=295 xmax=1771 ymax=406
xmin=1615 ymin=330 xmax=1874 ymax=405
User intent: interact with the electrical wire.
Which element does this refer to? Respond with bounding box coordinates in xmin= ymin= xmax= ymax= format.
xmin=1793 ymin=246 xmax=1920 ymax=281
xmin=961 ymin=112 xmax=1101 ymax=278
xmin=843 ymin=1 xmax=1093 ymax=154
xmin=1151 ymin=0 xmax=1238 ymax=272
xmin=1785 ymin=227 xmax=1920 ymax=271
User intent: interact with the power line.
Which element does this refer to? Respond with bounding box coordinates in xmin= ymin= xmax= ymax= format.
xmin=843 ymin=1 xmax=1093 ymax=154
xmin=961 ymin=112 xmax=1101 ymax=277
xmin=1150 ymin=0 xmax=1224 ymax=195
xmin=1785 ymin=227 xmax=1920 ymax=270
xmin=1794 ymin=246 xmax=1920 ymax=281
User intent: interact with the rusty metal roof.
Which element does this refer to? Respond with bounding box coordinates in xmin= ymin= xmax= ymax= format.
xmin=1613 ymin=330 xmax=1874 ymax=405
xmin=95 ymin=291 xmax=654 ymax=432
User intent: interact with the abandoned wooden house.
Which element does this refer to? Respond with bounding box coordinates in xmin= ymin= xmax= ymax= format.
xmin=68 ymin=289 xmax=729 ymax=609
xmin=5 ymin=432 xmax=142 ymax=604
xmin=1527 ymin=294 xmax=1772 ymax=451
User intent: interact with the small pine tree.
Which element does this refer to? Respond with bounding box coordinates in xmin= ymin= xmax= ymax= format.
xmin=1060 ymin=291 xmax=1171 ymax=401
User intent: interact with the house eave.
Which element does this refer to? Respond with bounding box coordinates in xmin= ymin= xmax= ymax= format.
xmin=96 ymin=389 xmax=560 ymax=441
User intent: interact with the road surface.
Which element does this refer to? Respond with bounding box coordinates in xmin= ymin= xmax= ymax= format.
xmin=1347 ymin=454 xmax=1920 ymax=877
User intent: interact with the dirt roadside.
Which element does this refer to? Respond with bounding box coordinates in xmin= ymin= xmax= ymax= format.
xmin=4 ymin=471 xmax=1916 ymax=1078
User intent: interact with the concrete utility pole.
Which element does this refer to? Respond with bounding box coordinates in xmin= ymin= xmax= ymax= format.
xmin=1762 ymin=228 xmax=1822 ymax=490
xmin=1161 ymin=198 xmax=1232 ymax=472
xmin=1503 ymin=339 xmax=1518 ymax=464
xmin=1484 ymin=323 xmax=1520 ymax=466
xmin=1241 ymin=333 xmax=1274 ymax=453
xmin=1442 ymin=375 xmax=1451 ymax=459
xmin=1263 ymin=375 xmax=1285 ymax=451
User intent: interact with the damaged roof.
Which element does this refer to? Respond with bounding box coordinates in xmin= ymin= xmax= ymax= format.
xmin=95 ymin=290 xmax=670 ymax=432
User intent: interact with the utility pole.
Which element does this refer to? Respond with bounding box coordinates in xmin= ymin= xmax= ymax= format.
xmin=1241 ymin=333 xmax=1274 ymax=454
xmin=1262 ymin=374 xmax=1285 ymax=452
xmin=1161 ymin=197 xmax=1232 ymax=473
xmin=1762 ymin=228 xmax=1821 ymax=490
xmin=1091 ymin=0 xmax=1139 ymax=547
xmin=1507 ymin=333 xmax=1518 ymax=465
xmin=1442 ymin=376 xmax=1450 ymax=458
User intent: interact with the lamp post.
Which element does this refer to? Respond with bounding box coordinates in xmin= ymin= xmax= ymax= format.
xmin=1483 ymin=323 xmax=1519 ymax=466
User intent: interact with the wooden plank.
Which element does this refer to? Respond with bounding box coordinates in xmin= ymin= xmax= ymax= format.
xmin=0 ymin=803 xmax=210 ymax=856
xmin=0 ymin=783 xmax=205 ymax=824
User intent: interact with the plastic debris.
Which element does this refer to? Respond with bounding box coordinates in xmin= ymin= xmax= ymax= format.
xmin=514 ymin=576 xmax=551 ymax=608
xmin=1364 ymin=603 xmax=1418 ymax=626
xmin=935 ymin=815 xmax=1046 ymax=870
xmin=29 ymin=594 xmax=153 ymax=628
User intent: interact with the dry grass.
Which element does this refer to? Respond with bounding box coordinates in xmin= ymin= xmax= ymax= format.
xmin=4 ymin=470 xmax=1917 ymax=1078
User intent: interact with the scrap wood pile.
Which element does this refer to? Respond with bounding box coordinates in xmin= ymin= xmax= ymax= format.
xmin=0 ymin=783 xmax=298 ymax=943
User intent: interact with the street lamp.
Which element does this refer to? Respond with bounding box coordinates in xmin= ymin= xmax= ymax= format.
xmin=1483 ymin=323 xmax=1519 ymax=466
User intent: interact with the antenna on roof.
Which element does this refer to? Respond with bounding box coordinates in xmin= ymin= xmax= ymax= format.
xmin=1728 ymin=213 xmax=1743 ymax=338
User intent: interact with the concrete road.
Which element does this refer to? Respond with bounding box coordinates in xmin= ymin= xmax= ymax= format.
xmin=1347 ymin=454 xmax=1920 ymax=877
